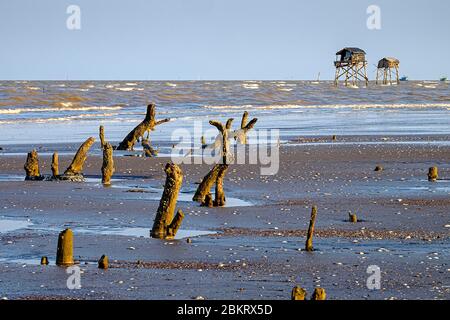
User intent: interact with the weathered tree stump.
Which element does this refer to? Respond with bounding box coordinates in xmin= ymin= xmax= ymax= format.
xmin=305 ymin=206 xmax=317 ymax=252
xmin=291 ymin=286 xmax=307 ymax=300
xmin=98 ymin=255 xmax=109 ymax=269
xmin=99 ymin=125 xmax=106 ymax=149
xmin=349 ymin=212 xmax=358 ymax=223
xmin=151 ymin=163 xmax=184 ymax=240
xmin=234 ymin=111 xmax=258 ymax=144
xmin=40 ymin=256 xmax=49 ymax=265
xmin=102 ymin=142 xmax=115 ymax=185
xmin=214 ymin=164 xmax=229 ymax=207
xmin=311 ymin=288 xmax=326 ymax=300
xmin=24 ymin=150 xmax=43 ymax=180
xmin=64 ymin=137 xmax=95 ymax=177
xmin=374 ymin=165 xmax=383 ymax=172
xmin=51 ymin=152 xmax=59 ymax=177
xmin=56 ymin=228 xmax=74 ymax=266
xmin=428 ymin=167 xmax=438 ymax=182
xmin=116 ymin=104 xmax=169 ymax=151
xmin=142 ymin=138 xmax=158 ymax=157
xmin=201 ymin=193 xmax=214 ymax=208
xmin=193 ymin=164 xmax=223 ymax=203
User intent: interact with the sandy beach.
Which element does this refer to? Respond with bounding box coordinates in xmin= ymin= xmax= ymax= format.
xmin=0 ymin=135 xmax=448 ymax=300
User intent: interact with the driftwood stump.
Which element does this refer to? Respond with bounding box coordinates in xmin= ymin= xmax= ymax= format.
xmin=98 ymin=255 xmax=109 ymax=269
xmin=349 ymin=212 xmax=358 ymax=223
xmin=64 ymin=137 xmax=95 ymax=176
xmin=116 ymin=104 xmax=169 ymax=151
xmin=51 ymin=152 xmax=59 ymax=177
xmin=311 ymin=288 xmax=326 ymax=300
xmin=56 ymin=228 xmax=74 ymax=266
xmin=142 ymin=138 xmax=158 ymax=157
xmin=291 ymin=286 xmax=307 ymax=300
xmin=305 ymin=206 xmax=317 ymax=252
xmin=151 ymin=163 xmax=184 ymax=240
xmin=193 ymin=164 xmax=223 ymax=203
xmin=234 ymin=111 xmax=258 ymax=144
xmin=99 ymin=125 xmax=106 ymax=149
xmin=102 ymin=142 xmax=115 ymax=185
xmin=214 ymin=164 xmax=229 ymax=207
xmin=24 ymin=150 xmax=42 ymax=180
xmin=428 ymin=167 xmax=438 ymax=182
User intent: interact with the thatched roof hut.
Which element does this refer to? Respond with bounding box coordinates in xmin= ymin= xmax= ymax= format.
xmin=377 ymin=57 xmax=400 ymax=69
xmin=335 ymin=48 xmax=367 ymax=65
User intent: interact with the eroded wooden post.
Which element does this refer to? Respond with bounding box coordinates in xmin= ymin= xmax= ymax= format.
xmin=99 ymin=125 xmax=106 ymax=149
xmin=151 ymin=163 xmax=184 ymax=239
xmin=214 ymin=165 xmax=228 ymax=207
xmin=64 ymin=137 xmax=95 ymax=176
xmin=305 ymin=206 xmax=317 ymax=252
xmin=24 ymin=150 xmax=41 ymax=180
xmin=102 ymin=142 xmax=115 ymax=185
xmin=56 ymin=228 xmax=74 ymax=266
xmin=291 ymin=286 xmax=307 ymax=300
xmin=117 ymin=104 xmax=169 ymax=151
xmin=311 ymin=288 xmax=326 ymax=300
xmin=98 ymin=255 xmax=109 ymax=269
xmin=349 ymin=212 xmax=358 ymax=223
xmin=51 ymin=152 xmax=59 ymax=177
xmin=428 ymin=167 xmax=438 ymax=182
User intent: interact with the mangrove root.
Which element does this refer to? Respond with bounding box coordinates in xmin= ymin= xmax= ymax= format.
xmin=116 ymin=104 xmax=169 ymax=151
xmin=291 ymin=286 xmax=307 ymax=300
xmin=56 ymin=228 xmax=74 ymax=266
xmin=24 ymin=150 xmax=43 ymax=181
xmin=64 ymin=137 xmax=95 ymax=176
xmin=151 ymin=163 xmax=184 ymax=240
xmin=305 ymin=206 xmax=317 ymax=252
xmin=428 ymin=167 xmax=438 ymax=182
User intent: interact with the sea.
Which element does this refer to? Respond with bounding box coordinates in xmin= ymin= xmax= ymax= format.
xmin=0 ymin=80 xmax=449 ymax=146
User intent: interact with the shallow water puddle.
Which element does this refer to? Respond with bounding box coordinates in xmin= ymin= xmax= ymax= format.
xmin=0 ymin=219 xmax=33 ymax=233
xmin=71 ymin=226 xmax=216 ymax=240
xmin=0 ymin=174 xmax=25 ymax=182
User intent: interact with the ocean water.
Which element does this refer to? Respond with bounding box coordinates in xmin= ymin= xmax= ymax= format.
xmin=0 ymin=80 xmax=449 ymax=145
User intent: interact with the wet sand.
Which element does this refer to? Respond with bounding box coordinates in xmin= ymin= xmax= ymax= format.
xmin=0 ymin=136 xmax=449 ymax=300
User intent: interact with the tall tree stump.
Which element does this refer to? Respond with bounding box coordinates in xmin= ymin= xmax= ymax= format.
xmin=56 ymin=228 xmax=74 ymax=266
xmin=116 ymin=104 xmax=169 ymax=151
xmin=214 ymin=164 xmax=229 ymax=207
xmin=193 ymin=164 xmax=223 ymax=203
xmin=102 ymin=142 xmax=115 ymax=185
xmin=24 ymin=150 xmax=42 ymax=180
xmin=151 ymin=163 xmax=184 ymax=240
xmin=305 ymin=206 xmax=317 ymax=252
xmin=51 ymin=152 xmax=59 ymax=177
xmin=64 ymin=137 xmax=95 ymax=176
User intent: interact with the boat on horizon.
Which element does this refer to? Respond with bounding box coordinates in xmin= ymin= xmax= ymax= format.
xmin=399 ymin=76 xmax=408 ymax=81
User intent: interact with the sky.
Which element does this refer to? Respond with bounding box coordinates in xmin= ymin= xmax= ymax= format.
xmin=0 ymin=0 xmax=449 ymax=80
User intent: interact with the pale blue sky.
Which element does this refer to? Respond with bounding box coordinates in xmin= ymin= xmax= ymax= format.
xmin=0 ymin=0 xmax=448 ymax=80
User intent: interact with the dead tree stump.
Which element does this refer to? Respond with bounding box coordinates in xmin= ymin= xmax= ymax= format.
xmin=311 ymin=288 xmax=326 ymax=300
xmin=99 ymin=125 xmax=106 ymax=149
xmin=51 ymin=152 xmax=59 ymax=177
xmin=98 ymin=255 xmax=109 ymax=269
xmin=116 ymin=104 xmax=169 ymax=151
xmin=193 ymin=164 xmax=223 ymax=203
xmin=234 ymin=111 xmax=258 ymax=144
xmin=428 ymin=167 xmax=438 ymax=182
xmin=56 ymin=228 xmax=74 ymax=266
xmin=40 ymin=256 xmax=49 ymax=265
xmin=24 ymin=150 xmax=42 ymax=180
xmin=349 ymin=212 xmax=358 ymax=223
xmin=102 ymin=142 xmax=115 ymax=185
xmin=305 ymin=206 xmax=317 ymax=252
xmin=64 ymin=137 xmax=95 ymax=176
xmin=151 ymin=163 xmax=184 ymax=240
xmin=214 ymin=164 xmax=229 ymax=207
xmin=142 ymin=138 xmax=158 ymax=157
xmin=291 ymin=286 xmax=307 ymax=300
